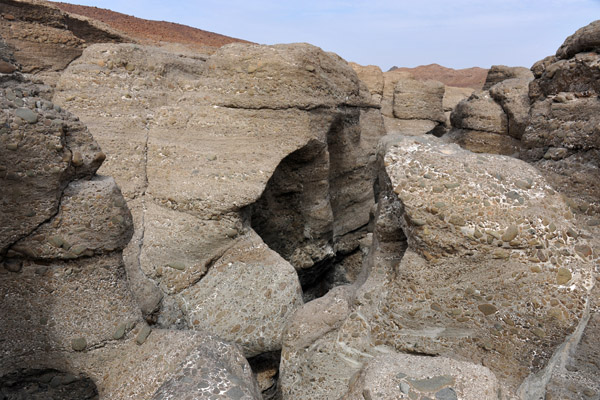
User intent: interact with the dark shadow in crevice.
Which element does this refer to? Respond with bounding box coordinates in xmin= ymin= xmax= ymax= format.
xmin=247 ymin=107 xmax=374 ymax=301
xmin=0 ymin=369 xmax=98 ymax=400
xmin=247 ymin=351 xmax=281 ymax=400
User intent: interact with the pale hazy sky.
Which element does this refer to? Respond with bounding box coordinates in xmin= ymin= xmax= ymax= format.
xmin=59 ymin=0 xmax=600 ymax=70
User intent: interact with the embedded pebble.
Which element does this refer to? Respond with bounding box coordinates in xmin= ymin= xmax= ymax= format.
xmin=71 ymin=337 xmax=87 ymax=351
xmin=15 ymin=107 xmax=38 ymax=124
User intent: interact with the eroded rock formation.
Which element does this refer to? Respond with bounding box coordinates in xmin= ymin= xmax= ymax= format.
xmin=0 ymin=60 xmax=260 ymax=399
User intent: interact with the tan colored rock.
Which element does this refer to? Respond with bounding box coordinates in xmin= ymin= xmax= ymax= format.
xmin=0 ymin=72 xmax=259 ymax=399
xmin=450 ymin=90 xmax=508 ymax=134
xmin=556 ymin=20 xmax=600 ymax=60
xmin=54 ymin=42 xmax=386 ymax=356
xmin=489 ymin=77 xmax=532 ymax=139
xmin=392 ymin=78 xmax=445 ymax=123
xmin=279 ymin=135 xmax=597 ymax=399
xmin=482 ymin=65 xmax=534 ymax=90
xmin=349 ymin=62 xmax=384 ymax=103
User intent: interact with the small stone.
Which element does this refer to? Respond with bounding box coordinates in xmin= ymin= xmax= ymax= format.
xmin=225 ymin=228 xmax=238 ymax=238
xmin=0 ymin=60 xmax=16 ymax=74
xmin=575 ymin=244 xmax=592 ymax=258
xmin=400 ymin=382 xmax=410 ymax=394
xmin=93 ymin=152 xmax=106 ymax=163
xmin=436 ymin=388 xmax=458 ymax=400
xmin=444 ymin=183 xmax=460 ymax=189
xmin=4 ymin=259 xmax=22 ymax=273
xmin=583 ymin=389 xmax=596 ymax=397
xmin=586 ymin=219 xmax=600 ymax=226
xmin=556 ymin=267 xmax=572 ymax=285
xmin=15 ymin=108 xmax=37 ymax=124
xmin=167 ymin=262 xmax=186 ymax=271
xmin=6 ymin=143 xmax=18 ymax=151
xmin=492 ymin=249 xmax=509 ymax=259
xmin=71 ymin=152 xmax=83 ymax=167
xmin=407 ymin=376 xmax=454 ymax=392
xmin=431 ymin=303 xmax=443 ymax=312
xmin=71 ymin=337 xmax=87 ymax=351
xmin=478 ymin=303 xmax=497 ymax=316
xmin=136 ymin=324 xmax=152 ymax=345
xmin=449 ymin=215 xmax=465 ymax=226
xmin=515 ymin=180 xmax=532 ymax=190
xmin=125 ymin=62 xmax=135 ymax=71
xmin=532 ymin=327 xmax=546 ymax=338
xmin=113 ymin=322 xmax=127 ymax=340
xmin=566 ymin=228 xmax=578 ymax=238
xmin=502 ymin=225 xmax=518 ymax=242
xmin=305 ymin=65 xmax=315 ymax=72
xmin=412 ymin=218 xmax=427 ymax=226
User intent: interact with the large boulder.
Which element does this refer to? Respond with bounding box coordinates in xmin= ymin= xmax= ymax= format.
xmin=54 ymin=42 xmax=386 ymax=356
xmin=482 ymin=65 xmax=533 ymax=90
xmin=556 ymin=20 xmax=600 ymax=60
xmin=278 ymin=134 xmax=598 ymax=399
xmin=0 ymin=67 xmax=260 ymax=399
xmin=450 ymin=90 xmax=507 ymax=134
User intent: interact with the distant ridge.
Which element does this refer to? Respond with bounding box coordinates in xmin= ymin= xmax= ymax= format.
xmin=389 ymin=63 xmax=487 ymax=90
xmin=52 ymin=2 xmax=251 ymax=51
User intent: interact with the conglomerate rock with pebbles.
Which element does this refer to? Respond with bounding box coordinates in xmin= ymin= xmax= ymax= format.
xmin=278 ymin=134 xmax=597 ymax=399
xmin=53 ymin=41 xmax=386 ymax=356
xmin=0 ymin=68 xmax=260 ymax=398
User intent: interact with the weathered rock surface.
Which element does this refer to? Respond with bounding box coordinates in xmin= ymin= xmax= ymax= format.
xmin=351 ymin=63 xmax=446 ymax=136
xmin=442 ymin=85 xmax=474 ymax=127
xmin=279 ymin=134 xmax=598 ymax=399
xmin=451 ymin=90 xmax=507 ymax=134
xmin=523 ymin=20 xmax=600 ymax=213
xmin=482 ymin=65 xmax=533 ymax=90
xmin=1 ymin=68 xmax=260 ymax=399
xmin=0 ymin=0 xmax=124 ymax=76
xmin=556 ymin=20 xmax=600 ymax=60
xmin=54 ymin=42 xmax=386 ymax=357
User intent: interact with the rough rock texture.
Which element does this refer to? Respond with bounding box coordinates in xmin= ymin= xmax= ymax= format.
xmin=279 ymin=134 xmax=598 ymax=399
xmin=451 ymin=90 xmax=507 ymax=134
xmin=351 ymin=63 xmax=446 ymax=136
xmin=522 ymin=21 xmax=600 ymax=212
xmin=489 ymin=78 xmax=532 ymax=139
xmin=54 ymin=42 xmax=385 ymax=357
xmin=1 ymin=68 xmax=260 ymax=399
xmin=342 ymin=353 xmax=500 ymax=400
xmin=0 ymin=0 xmax=124 ymax=75
xmin=392 ymin=78 xmax=445 ymax=123
xmin=442 ymin=86 xmax=474 ymax=127
xmin=556 ymin=20 xmax=600 ymax=60
xmin=482 ymin=65 xmax=534 ymax=90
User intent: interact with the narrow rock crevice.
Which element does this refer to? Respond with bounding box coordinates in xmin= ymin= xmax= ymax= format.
xmin=247 ymin=108 xmax=376 ymax=300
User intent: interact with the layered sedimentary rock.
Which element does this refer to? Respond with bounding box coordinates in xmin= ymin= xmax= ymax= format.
xmin=54 ymin=42 xmax=386 ymax=357
xmin=523 ymin=20 xmax=600 ymax=213
xmin=448 ymin=66 xmax=533 ymax=155
xmin=0 ymin=66 xmax=260 ymax=399
xmin=0 ymin=0 xmax=125 ymax=78
xmin=351 ymin=63 xmax=446 ymax=136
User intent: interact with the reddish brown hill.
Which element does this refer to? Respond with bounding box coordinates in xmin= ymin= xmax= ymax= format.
xmin=51 ymin=2 xmax=250 ymax=51
xmin=389 ymin=63 xmax=487 ymax=90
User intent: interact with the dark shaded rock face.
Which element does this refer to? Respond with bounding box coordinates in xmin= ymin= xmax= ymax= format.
xmin=0 ymin=369 xmax=98 ymax=400
xmin=482 ymin=65 xmax=533 ymax=90
xmin=522 ymin=20 xmax=600 ymax=212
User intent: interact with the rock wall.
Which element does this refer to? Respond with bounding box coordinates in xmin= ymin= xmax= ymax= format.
xmin=350 ymin=63 xmax=447 ymax=136
xmin=0 ymin=62 xmax=260 ymax=398
xmin=278 ymin=134 xmax=598 ymax=399
xmin=53 ymin=42 xmax=386 ymax=359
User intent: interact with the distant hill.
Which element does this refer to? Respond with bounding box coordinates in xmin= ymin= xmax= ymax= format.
xmin=389 ymin=63 xmax=487 ymax=90
xmin=51 ymin=2 xmax=250 ymax=51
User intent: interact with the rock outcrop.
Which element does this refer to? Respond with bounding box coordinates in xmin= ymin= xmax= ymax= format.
xmin=279 ymin=134 xmax=598 ymax=399
xmin=351 ymin=63 xmax=446 ymax=136
xmin=482 ymin=65 xmax=534 ymax=90
xmin=54 ymin=42 xmax=386 ymax=358
xmin=447 ymin=65 xmax=533 ymax=155
xmin=523 ymin=20 xmax=600 ymax=213
xmin=0 ymin=63 xmax=260 ymax=399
